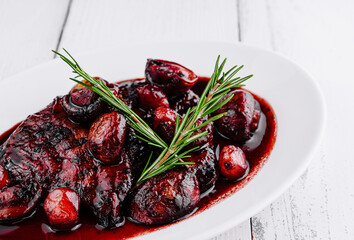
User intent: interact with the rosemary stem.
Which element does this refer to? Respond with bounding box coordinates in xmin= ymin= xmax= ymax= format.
xmin=146 ymin=83 xmax=220 ymax=175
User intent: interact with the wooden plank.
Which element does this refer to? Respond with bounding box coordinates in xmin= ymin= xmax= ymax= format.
xmin=211 ymin=220 xmax=252 ymax=240
xmin=57 ymin=0 xmax=239 ymax=52
xmin=239 ymin=0 xmax=354 ymax=239
xmin=58 ymin=0 xmax=252 ymax=239
xmin=0 ymin=0 xmax=70 ymax=80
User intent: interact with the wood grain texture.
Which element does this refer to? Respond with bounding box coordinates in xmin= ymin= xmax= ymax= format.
xmin=210 ymin=220 xmax=252 ymax=240
xmin=57 ymin=0 xmax=239 ymax=52
xmin=239 ymin=0 xmax=354 ymax=239
xmin=0 ymin=0 xmax=70 ymax=81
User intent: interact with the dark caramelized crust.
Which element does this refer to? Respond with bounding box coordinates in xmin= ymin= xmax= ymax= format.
xmin=215 ymin=89 xmax=260 ymax=142
xmin=81 ymin=151 xmax=132 ymax=228
xmin=185 ymin=147 xmax=218 ymax=192
xmin=128 ymin=170 xmax=199 ymax=225
xmin=0 ymin=179 xmax=41 ymax=222
xmin=0 ymin=95 xmax=132 ymax=226
xmin=170 ymin=90 xmax=200 ymax=116
xmin=123 ymin=128 xmax=152 ymax=181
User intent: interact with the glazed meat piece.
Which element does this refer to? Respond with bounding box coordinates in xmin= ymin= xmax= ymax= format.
xmin=124 ymin=128 xmax=152 ymax=180
xmin=187 ymin=119 xmax=214 ymax=150
xmin=44 ymin=187 xmax=80 ymax=230
xmin=81 ymin=152 xmax=132 ymax=229
xmin=215 ymin=89 xmax=260 ymax=142
xmin=128 ymin=170 xmax=199 ymax=225
xmin=0 ymin=98 xmax=87 ymax=222
xmin=0 ymin=96 xmax=132 ymax=227
xmin=88 ymin=112 xmax=127 ymax=164
xmin=61 ymin=78 xmax=107 ymax=123
xmin=170 ymin=90 xmax=200 ymax=115
xmin=145 ymin=59 xmax=198 ymax=95
xmin=136 ymin=84 xmax=169 ymax=110
xmin=184 ymin=147 xmax=217 ymax=192
xmin=152 ymin=107 xmax=178 ymax=142
xmin=114 ymin=79 xmax=146 ymax=108
xmin=0 ymin=97 xmax=85 ymax=191
xmin=0 ymin=178 xmax=41 ymax=222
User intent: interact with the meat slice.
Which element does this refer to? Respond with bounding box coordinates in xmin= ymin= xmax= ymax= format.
xmin=128 ymin=169 xmax=199 ymax=225
xmin=184 ymin=147 xmax=218 ymax=192
xmin=215 ymin=89 xmax=260 ymax=142
xmin=170 ymin=90 xmax=200 ymax=116
xmin=0 ymin=178 xmax=41 ymax=222
xmin=0 ymin=95 xmax=132 ymax=227
xmin=0 ymin=97 xmax=82 ymax=190
xmin=81 ymin=150 xmax=132 ymax=228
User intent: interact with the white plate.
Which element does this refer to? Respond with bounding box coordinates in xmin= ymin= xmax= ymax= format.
xmin=0 ymin=42 xmax=326 ymax=240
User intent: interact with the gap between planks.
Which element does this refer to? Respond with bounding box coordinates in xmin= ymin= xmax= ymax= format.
xmin=54 ymin=0 xmax=73 ymax=58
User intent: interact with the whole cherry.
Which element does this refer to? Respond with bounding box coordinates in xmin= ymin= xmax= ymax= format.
xmin=61 ymin=78 xmax=107 ymax=123
xmin=218 ymin=145 xmax=248 ymax=180
xmin=152 ymin=107 xmax=178 ymax=142
xmin=69 ymin=79 xmax=98 ymax=106
xmin=136 ymin=84 xmax=169 ymax=110
xmin=88 ymin=111 xmax=127 ymax=164
xmin=145 ymin=59 xmax=198 ymax=95
xmin=44 ymin=187 xmax=80 ymax=230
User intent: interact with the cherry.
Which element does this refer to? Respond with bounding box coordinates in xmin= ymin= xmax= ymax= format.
xmin=218 ymin=145 xmax=248 ymax=180
xmin=89 ymin=111 xmax=127 ymax=164
xmin=145 ymin=59 xmax=198 ymax=95
xmin=44 ymin=187 xmax=80 ymax=230
xmin=69 ymin=79 xmax=98 ymax=106
xmin=136 ymin=84 xmax=169 ymax=110
xmin=152 ymin=107 xmax=178 ymax=142
xmin=61 ymin=77 xmax=107 ymax=123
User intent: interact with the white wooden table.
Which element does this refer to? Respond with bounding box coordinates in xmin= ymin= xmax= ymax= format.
xmin=1 ymin=0 xmax=353 ymax=239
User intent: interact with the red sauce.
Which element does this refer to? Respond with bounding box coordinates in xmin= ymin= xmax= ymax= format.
xmin=0 ymin=122 xmax=21 ymax=145
xmin=0 ymin=77 xmax=277 ymax=240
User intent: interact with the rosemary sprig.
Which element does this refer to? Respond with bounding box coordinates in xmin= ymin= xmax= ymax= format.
xmin=53 ymin=49 xmax=168 ymax=150
xmin=136 ymin=56 xmax=253 ymax=184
